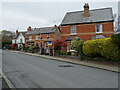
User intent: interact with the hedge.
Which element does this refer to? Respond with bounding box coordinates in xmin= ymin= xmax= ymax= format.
xmin=83 ymin=38 xmax=120 ymax=61
xmin=111 ymin=34 xmax=120 ymax=46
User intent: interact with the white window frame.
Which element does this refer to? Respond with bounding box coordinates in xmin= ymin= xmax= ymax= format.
xmin=29 ymin=35 xmax=32 ymax=41
xmin=96 ymin=24 xmax=102 ymax=33
xmin=20 ymin=38 xmax=22 ymax=43
xmin=40 ymin=34 xmax=42 ymax=39
xmin=36 ymin=35 xmax=39 ymax=40
xmin=70 ymin=26 xmax=77 ymax=34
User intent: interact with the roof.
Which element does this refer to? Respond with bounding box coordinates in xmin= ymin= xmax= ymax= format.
xmin=13 ymin=32 xmax=27 ymax=39
xmin=25 ymin=27 xmax=56 ymax=35
xmin=66 ymin=36 xmax=81 ymax=41
xmin=61 ymin=8 xmax=114 ymax=26
xmin=91 ymin=35 xmax=106 ymax=39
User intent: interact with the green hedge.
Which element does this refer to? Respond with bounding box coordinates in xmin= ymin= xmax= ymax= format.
xmin=83 ymin=38 xmax=120 ymax=61
xmin=111 ymin=34 xmax=120 ymax=45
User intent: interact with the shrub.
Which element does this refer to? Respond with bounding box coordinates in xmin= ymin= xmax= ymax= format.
xmin=83 ymin=38 xmax=120 ymax=61
xmin=71 ymin=39 xmax=84 ymax=60
xmin=111 ymin=34 xmax=120 ymax=45
xmin=66 ymin=51 xmax=71 ymax=55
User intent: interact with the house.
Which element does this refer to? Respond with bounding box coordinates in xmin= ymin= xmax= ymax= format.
xmin=60 ymin=3 xmax=114 ymax=51
xmin=25 ymin=25 xmax=61 ymax=53
xmin=12 ymin=30 xmax=27 ymax=49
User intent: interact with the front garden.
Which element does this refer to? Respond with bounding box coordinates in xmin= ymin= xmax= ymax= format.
xmin=54 ymin=34 xmax=120 ymax=63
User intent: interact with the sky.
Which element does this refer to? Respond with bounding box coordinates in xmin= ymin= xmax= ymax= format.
xmin=0 ymin=0 xmax=120 ymax=32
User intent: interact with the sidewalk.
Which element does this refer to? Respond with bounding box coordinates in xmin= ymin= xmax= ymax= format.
xmin=11 ymin=50 xmax=118 ymax=73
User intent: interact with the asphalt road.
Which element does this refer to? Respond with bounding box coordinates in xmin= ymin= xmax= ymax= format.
xmin=2 ymin=50 xmax=118 ymax=88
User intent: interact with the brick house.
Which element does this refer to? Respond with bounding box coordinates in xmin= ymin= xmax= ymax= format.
xmin=60 ymin=3 xmax=114 ymax=51
xmin=25 ymin=25 xmax=61 ymax=53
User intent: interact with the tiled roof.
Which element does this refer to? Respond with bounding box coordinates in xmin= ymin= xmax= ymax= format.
xmin=61 ymin=8 xmax=114 ymax=26
xmin=66 ymin=36 xmax=81 ymax=41
xmin=25 ymin=27 xmax=55 ymax=35
xmin=13 ymin=31 xmax=27 ymax=39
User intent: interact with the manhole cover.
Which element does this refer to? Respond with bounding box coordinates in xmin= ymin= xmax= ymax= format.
xmin=59 ymin=65 xmax=74 ymax=68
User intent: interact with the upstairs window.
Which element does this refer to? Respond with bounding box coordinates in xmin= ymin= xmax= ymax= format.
xmin=36 ymin=35 xmax=38 ymax=40
xmin=40 ymin=34 xmax=42 ymax=39
xmin=20 ymin=38 xmax=22 ymax=43
xmin=96 ymin=24 xmax=102 ymax=33
xmin=70 ymin=26 xmax=76 ymax=34
xmin=29 ymin=36 xmax=32 ymax=41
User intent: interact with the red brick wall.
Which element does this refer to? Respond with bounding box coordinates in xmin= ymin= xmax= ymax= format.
xmin=61 ymin=22 xmax=114 ymax=41
xmin=25 ymin=33 xmax=55 ymax=48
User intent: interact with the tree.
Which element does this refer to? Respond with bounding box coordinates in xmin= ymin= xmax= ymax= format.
xmin=53 ymin=39 xmax=67 ymax=52
xmin=1 ymin=30 xmax=15 ymax=49
xmin=71 ymin=39 xmax=84 ymax=60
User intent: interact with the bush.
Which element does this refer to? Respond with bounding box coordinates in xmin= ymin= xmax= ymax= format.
xmin=66 ymin=51 xmax=71 ymax=55
xmin=83 ymin=38 xmax=120 ymax=61
xmin=71 ymin=39 xmax=84 ymax=60
xmin=111 ymin=34 xmax=120 ymax=45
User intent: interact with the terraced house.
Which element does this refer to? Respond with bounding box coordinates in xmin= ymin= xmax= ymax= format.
xmin=60 ymin=3 xmax=114 ymax=51
xmin=25 ymin=25 xmax=61 ymax=53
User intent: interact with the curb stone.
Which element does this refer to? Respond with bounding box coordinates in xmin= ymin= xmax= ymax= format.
xmin=2 ymin=71 xmax=16 ymax=89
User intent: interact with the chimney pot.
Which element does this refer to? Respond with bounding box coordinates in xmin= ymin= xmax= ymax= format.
xmin=16 ymin=30 xmax=18 ymax=35
xmin=27 ymin=26 xmax=32 ymax=31
xmin=83 ymin=3 xmax=89 ymax=17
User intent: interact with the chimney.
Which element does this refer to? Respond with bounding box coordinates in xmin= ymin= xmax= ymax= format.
xmin=16 ymin=30 xmax=18 ymax=35
xmin=83 ymin=3 xmax=89 ymax=17
xmin=54 ymin=25 xmax=57 ymax=29
xmin=54 ymin=25 xmax=61 ymax=32
xmin=27 ymin=26 xmax=32 ymax=31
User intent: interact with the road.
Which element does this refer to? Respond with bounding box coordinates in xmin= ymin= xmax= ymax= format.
xmin=2 ymin=50 xmax=118 ymax=88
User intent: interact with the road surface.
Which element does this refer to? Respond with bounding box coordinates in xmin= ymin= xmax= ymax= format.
xmin=2 ymin=50 xmax=118 ymax=88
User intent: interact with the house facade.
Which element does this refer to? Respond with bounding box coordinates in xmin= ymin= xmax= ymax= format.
xmin=25 ymin=25 xmax=61 ymax=53
xmin=60 ymin=3 xmax=114 ymax=51
xmin=12 ymin=30 xmax=26 ymax=49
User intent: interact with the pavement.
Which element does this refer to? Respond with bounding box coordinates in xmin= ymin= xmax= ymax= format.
xmin=11 ymin=50 xmax=118 ymax=73
xmin=2 ymin=50 xmax=118 ymax=88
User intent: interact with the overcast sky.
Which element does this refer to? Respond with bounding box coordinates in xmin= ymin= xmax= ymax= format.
xmin=0 ymin=1 xmax=119 ymax=32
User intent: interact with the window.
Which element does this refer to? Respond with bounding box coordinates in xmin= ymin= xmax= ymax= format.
xmin=40 ymin=42 xmax=42 ymax=48
xmin=40 ymin=34 xmax=42 ymax=39
xmin=70 ymin=26 xmax=76 ymax=34
xmin=15 ymin=40 xmax=16 ymax=44
xmin=36 ymin=35 xmax=38 ymax=40
xmin=46 ymin=34 xmax=50 ymax=39
xmin=36 ymin=42 xmax=38 ymax=47
xmin=29 ymin=36 xmax=32 ymax=41
xmin=20 ymin=38 xmax=22 ymax=43
xmin=46 ymin=42 xmax=48 ymax=47
xmin=96 ymin=24 xmax=102 ymax=33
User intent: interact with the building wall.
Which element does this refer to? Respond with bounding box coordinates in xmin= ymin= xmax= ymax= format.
xmin=61 ymin=22 xmax=114 ymax=41
xmin=25 ymin=33 xmax=55 ymax=48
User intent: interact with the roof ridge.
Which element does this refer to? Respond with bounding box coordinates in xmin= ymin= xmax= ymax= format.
xmin=66 ymin=7 xmax=112 ymax=14
xmin=33 ymin=26 xmax=54 ymax=29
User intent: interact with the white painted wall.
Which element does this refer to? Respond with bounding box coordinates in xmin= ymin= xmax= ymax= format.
xmin=12 ymin=33 xmax=25 ymax=49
